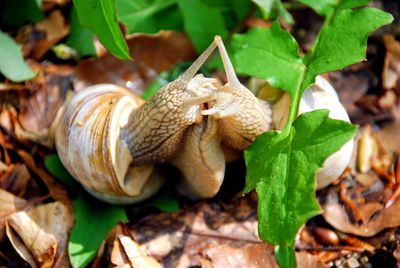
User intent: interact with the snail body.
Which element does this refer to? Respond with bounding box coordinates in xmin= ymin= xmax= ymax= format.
xmin=55 ymin=36 xmax=351 ymax=204
xmin=55 ymin=37 xmax=272 ymax=203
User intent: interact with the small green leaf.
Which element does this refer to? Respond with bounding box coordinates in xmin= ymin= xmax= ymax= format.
xmin=116 ymin=0 xmax=179 ymax=34
xmin=0 ymin=31 xmax=36 ymax=82
xmin=302 ymin=8 xmax=394 ymax=88
xmin=178 ymin=0 xmax=228 ymax=53
xmin=142 ymin=72 xmax=169 ymax=100
xmin=276 ymin=246 xmax=296 ymax=268
xmin=233 ymin=23 xmax=304 ymax=95
xmin=69 ymin=194 xmax=127 ymax=268
xmin=66 ymin=6 xmax=96 ymax=57
xmin=1 ymin=0 xmax=43 ymax=26
xmin=152 ymin=190 xmax=180 ymax=213
xmin=246 ymin=110 xmax=357 ymax=245
xmin=252 ymin=0 xmax=293 ymax=23
xmin=252 ymin=0 xmax=274 ymax=16
xmin=44 ymin=154 xmax=79 ymax=190
xmin=72 ymin=0 xmax=131 ymax=60
xmin=298 ymin=0 xmax=370 ymax=16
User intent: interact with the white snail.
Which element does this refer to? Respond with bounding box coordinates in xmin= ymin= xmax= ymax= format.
xmin=272 ymin=76 xmax=354 ymax=190
xmin=55 ymin=36 xmax=352 ymax=204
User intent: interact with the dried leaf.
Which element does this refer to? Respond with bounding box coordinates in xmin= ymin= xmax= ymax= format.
xmin=32 ymin=10 xmax=69 ymax=59
xmin=0 ymin=189 xmax=28 ymax=219
xmin=18 ymin=150 xmax=72 ymax=208
xmin=0 ymin=164 xmax=31 ymax=197
xmin=110 ymin=224 xmax=162 ymax=268
xmin=76 ymin=31 xmax=195 ymax=92
xmin=7 ymin=202 xmax=73 ymax=268
xmin=383 ymin=35 xmax=400 ymax=91
xmin=322 ymin=187 xmax=400 ymax=237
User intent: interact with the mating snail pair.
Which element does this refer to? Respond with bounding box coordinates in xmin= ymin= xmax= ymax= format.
xmin=55 ymin=36 xmax=353 ymax=204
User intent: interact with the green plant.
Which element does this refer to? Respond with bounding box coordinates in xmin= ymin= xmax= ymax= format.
xmin=2 ymin=0 xmax=392 ymax=266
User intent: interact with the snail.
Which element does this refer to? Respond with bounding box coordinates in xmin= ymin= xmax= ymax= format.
xmin=271 ymin=75 xmax=354 ymax=189
xmin=55 ymin=36 xmax=271 ymax=204
xmin=55 ymin=36 xmax=352 ymax=204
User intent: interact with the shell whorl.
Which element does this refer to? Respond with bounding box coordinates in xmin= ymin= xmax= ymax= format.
xmin=55 ymin=84 xmax=164 ymax=204
xmin=272 ymin=76 xmax=354 ymax=189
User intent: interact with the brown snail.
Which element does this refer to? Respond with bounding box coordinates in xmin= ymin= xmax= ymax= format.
xmin=55 ymin=37 xmax=272 ymax=204
xmin=55 ymin=36 xmax=353 ymax=204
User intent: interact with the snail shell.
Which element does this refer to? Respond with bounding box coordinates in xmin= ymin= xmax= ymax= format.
xmin=55 ymin=84 xmax=165 ymax=204
xmin=273 ymin=76 xmax=354 ymax=189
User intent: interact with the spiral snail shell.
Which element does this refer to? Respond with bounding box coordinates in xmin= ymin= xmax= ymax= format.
xmin=55 ymin=37 xmax=272 ymax=203
xmin=272 ymin=75 xmax=354 ymax=189
xmin=55 ymin=36 xmax=352 ymax=204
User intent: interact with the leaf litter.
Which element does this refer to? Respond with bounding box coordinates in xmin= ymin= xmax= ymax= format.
xmin=0 ymin=1 xmax=400 ymax=267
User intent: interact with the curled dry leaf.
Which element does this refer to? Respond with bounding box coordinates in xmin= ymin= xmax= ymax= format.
xmin=0 ymin=163 xmax=31 ymax=197
xmin=356 ymin=125 xmax=378 ymax=173
xmin=75 ymin=31 xmax=196 ymax=93
xmin=110 ymin=224 xmax=162 ymax=268
xmin=383 ymin=35 xmax=400 ymax=92
xmin=320 ymin=120 xmax=400 ymax=237
xmin=0 ymin=189 xmax=28 ymax=238
xmin=17 ymin=150 xmax=72 ymax=210
xmin=32 ymin=10 xmax=69 ymax=59
xmin=15 ymin=10 xmax=69 ymax=60
xmin=6 ymin=202 xmax=73 ymax=268
xmin=95 ymin=194 xmax=323 ymax=267
xmin=0 ymin=63 xmax=73 ymax=146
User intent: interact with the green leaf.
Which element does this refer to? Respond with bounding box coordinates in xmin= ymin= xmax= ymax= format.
xmin=302 ymin=8 xmax=394 ymax=88
xmin=69 ymin=194 xmax=127 ymax=268
xmin=66 ymin=6 xmax=96 ymax=57
xmin=233 ymin=2 xmax=391 ymax=266
xmin=0 ymin=31 xmax=36 ymax=82
xmin=142 ymin=72 xmax=169 ymax=100
xmin=233 ymin=22 xmax=304 ymax=95
xmin=116 ymin=0 xmax=180 ymax=34
xmin=245 ymin=110 xmax=357 ymax=245
xmin=151 ymin=190 xmax=180 ymax=213
xmin=298 ymin=0 xmax=370 ymax=16
xmin=252 ymin=0 xmax=274 ymax=16
xmin=252 ymin=0 xmax=293 ymax=23
xmin=276 ymin=246 xmax=296 ymax=268
xmin=233 ymin=7 xmax=393 ymax=93
xmin=1 ymin=0 xmax=43 ymax=26
xmin=178 ymin=0 xmax=228 ymax=53
xmin=72 ymin=0 xmax=131 ymax=60
xmin=44 ymin=154 xmax=79 ymax=190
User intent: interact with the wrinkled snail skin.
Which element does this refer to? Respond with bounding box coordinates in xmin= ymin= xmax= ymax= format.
xmin=55 ymin=35 xmax=351 ymax=203
xmin=272 ymin=76 xmax=354 ymax=190
xmin=170 ymin=36 xmax=273 ymax=198
xmin=55 ymin=37 xmax=274 ymax=203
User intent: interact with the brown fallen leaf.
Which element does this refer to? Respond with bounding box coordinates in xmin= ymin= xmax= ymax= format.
xmin=0 ymin=189 xmax=26 ymax=243
xmin=115 ymin=194 xmax=324 ymax=267
xmin=0 ymin=189 xmax=28 ymax=224
xmin=0 ymin=63 xmax=72 ymax=147
xmin=127 ymin=31 xmax=196 ymax=73
xmin=17 ymin=150 xmax=72 ymax=209
xmin=32 ymin=10 xmax=70 ymax=59
xmin=0 ymin=164 xmax=31 ymax=197
xmin=110 ymin=224 xmax=162 ymax=268
xmin=383 ymin=35 xmax=400 ymax=92
xmin=322 ymin=186 xmax=400 ymax=237
xmin=76 ymin=30 xmax=196 ymax=93
xmin=6 ymin=201 xmax=73 ymax=268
